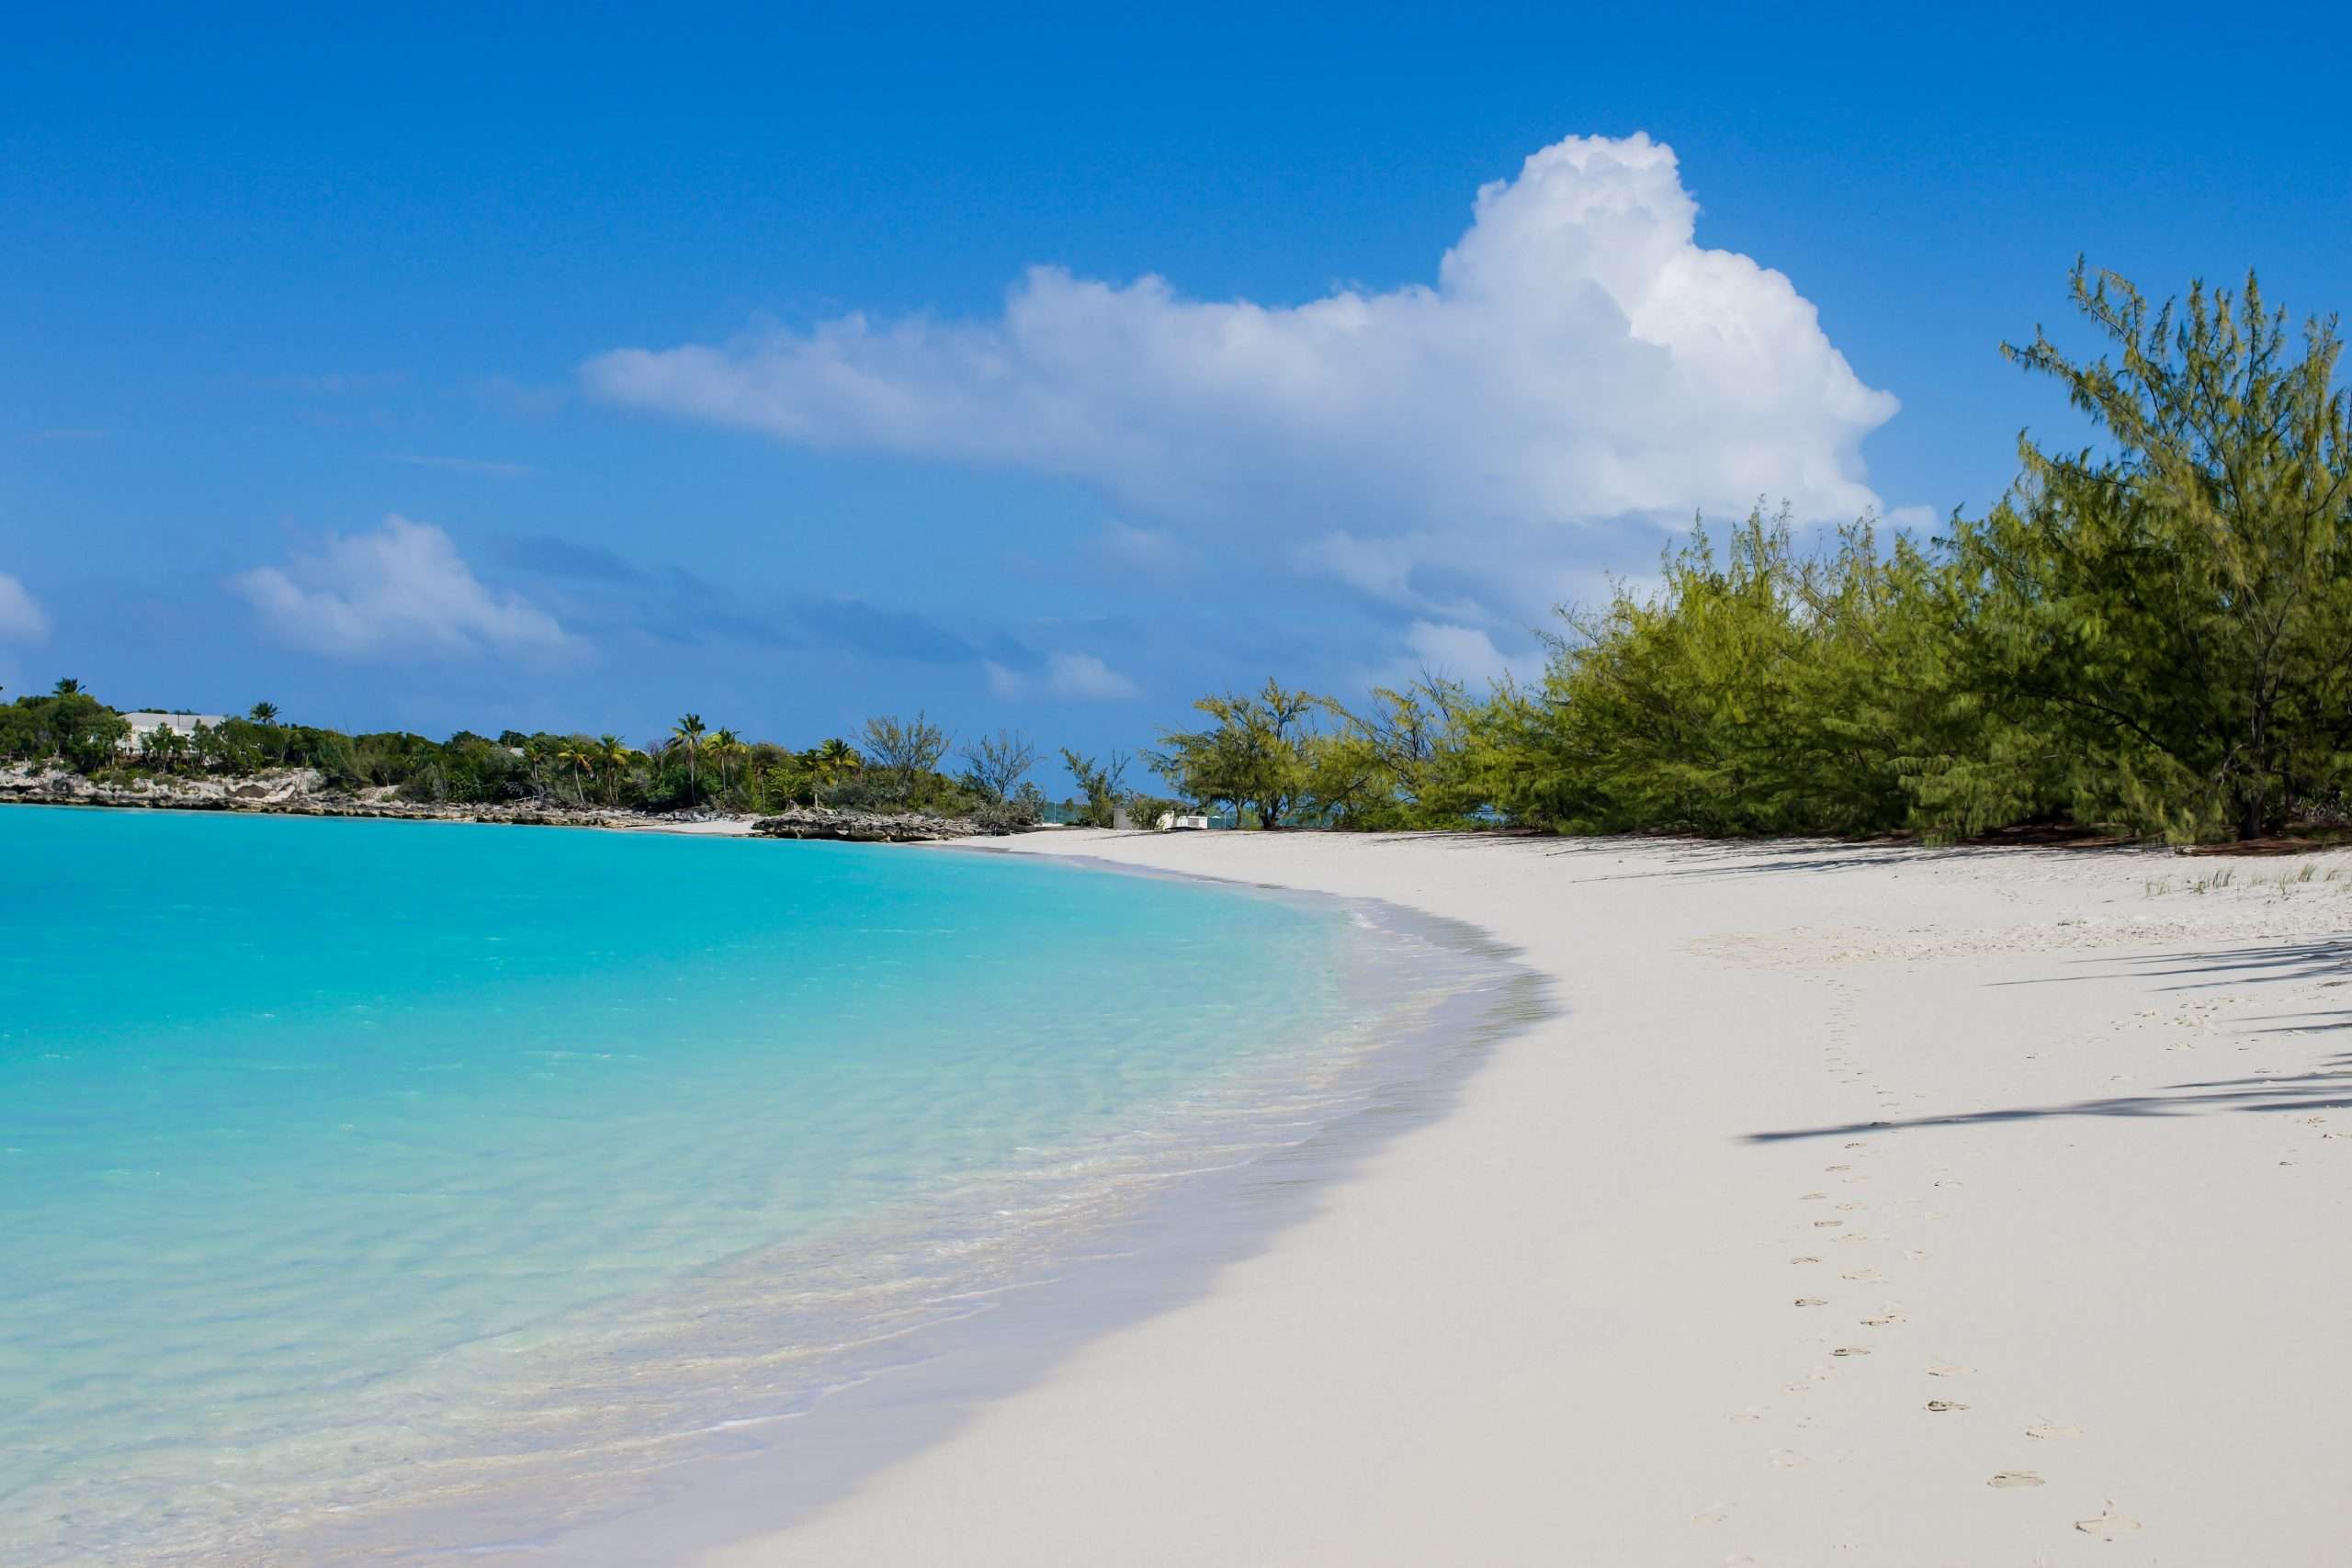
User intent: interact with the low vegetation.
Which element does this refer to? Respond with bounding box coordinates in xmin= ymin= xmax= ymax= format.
xmin=1148 ymin=265 xmax=2352 ymax=845
xmin=0 ymin=687 xmax=1064 ymax=828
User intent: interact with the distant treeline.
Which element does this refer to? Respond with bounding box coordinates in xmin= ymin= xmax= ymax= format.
xmin=0 ymin=689 xmax=1135 ymax=830
xmin=1152 ymin=265 xmax=2352 ymax=844
xmin=9 ymin=267 xmax=2346 ymax=845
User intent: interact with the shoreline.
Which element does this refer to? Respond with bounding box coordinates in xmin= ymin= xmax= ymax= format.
xmin=543 ymin=858 xmax=1543 ymax=1566
xmin=686 ymin=828 xmax=2352 ymax=1565
xmin=2 ymin=807 xmax=1536 ymax=1567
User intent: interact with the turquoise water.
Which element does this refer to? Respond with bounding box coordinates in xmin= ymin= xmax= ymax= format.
xmin=0 ymin=807 xmax=1480 ymax=1564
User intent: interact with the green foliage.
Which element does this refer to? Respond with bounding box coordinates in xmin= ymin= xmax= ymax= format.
xmin=859 ymin=712 xmax=953 ymax=807
xmin=958 ymin=729 xmax=1037 ymax=804
xmin=1150 ymin=681 xmax=1321 ymax=829
xmin=5 ymin=685 xmax=1038 ymax=828
xmin=1155 ymin=266 xmax=2351 ymax=847
xmin=1057 ymin=747 xmax=1129 ymax=828
xmin=1943 ymin=262 xmax=2352 ymax=841
xmin=0 ymin=689 xmax=128 ymax=769
xmin=1124 ymin=793 xmax=1183 ymax=829
xmin=1477 ymin=508 xmax=2000 ymax=836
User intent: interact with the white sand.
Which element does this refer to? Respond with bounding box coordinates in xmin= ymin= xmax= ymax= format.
xmin=703 ymin=830 xmax=2352 ymax=1566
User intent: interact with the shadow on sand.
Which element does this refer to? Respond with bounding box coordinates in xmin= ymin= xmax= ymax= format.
xmin=1745 ymin=936 xmax=2352 ymax=1143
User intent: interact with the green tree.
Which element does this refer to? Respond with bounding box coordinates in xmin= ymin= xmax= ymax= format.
xmin=670 ymin=713 xmax=707 ymax=807
xmin=553 ymin=739 xmax=596 ymax=806
xmin=594 ymin=735 xmax=638 ymax=806
xmin=958 ymin=729 xmax=1037 ymax=803
xmin=861 ymin=712 xmax=950 ymax=805
xmin=1321 ymin=674 xmax=1486 ymax=829
xmin=140 ymin=724 xmax=189 ymax=773
xmin=708 ymin=728 xmax=745 ymax=798
xmin=1955 ymin=263 xmax=2352 ymax=840
xmin=808 ymin=737 xmax=861 ymax=803
xmin=1152 ymin=680 xmax=1320 ymax=829
xmin=1057 ymin=748 xmax=1130 ymax=828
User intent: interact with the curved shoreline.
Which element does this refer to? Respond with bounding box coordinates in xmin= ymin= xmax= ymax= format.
xmin=537 ymin=852 xmax=1548 ymax=1566
xmin=16 ymin=811 xmax=1539 ymax=1567
xmin=692 ymin=827 xmax=2352 ymax=1566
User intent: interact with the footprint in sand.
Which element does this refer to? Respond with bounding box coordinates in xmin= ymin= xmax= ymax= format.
xmin=1860 ymin=1309 xmax=1905 ymax=1326
xmin=2026 ymin=1422 xmax=2083 ymax=1441
xmin=1690 ymin=1506 xmax=1729 ymax=1526
xmin=1794 ymin=1297 xmax=1827 ymax=1307
xmin=1986 ymin=1471 xmax=2044 ymax=1488
xmin=1830 ymin=1345 xmax=1871 ymax=1358
xmin=1903 ymin=1248 xmax=1928 ymax=1261
xmin=1836 ymin=1201 xmax=1867 ymax=1212
xmin=1814 ymin=1220 xmax=1844 ymax=1228
xmin=1836 ymin=1232 xmax=1871 ymax=1245
xmin=1801 ymin=1191 xmax=1828 ymax=1201
xmin=2075 ymin=1501 xmax=2142 ymax=1539
xmin=1790 ymin=1255 xmax=1822 ymax=1265
xmin=1840 ymin=1268 xmax=1883 ymax=1281
xmin=1927 ymin=1360 xmax=1970 ymax=1378
xmin=1770 ymin=1449 xmax=1808 ymax=1470
xmin=1825 ymin=1163 xmax=1852 ymax=1172
xmin=1729 ymin=1409 xmax=1763 ymax=1425
xmin=1926 ymin=1399 xmax=1969 ymax=1412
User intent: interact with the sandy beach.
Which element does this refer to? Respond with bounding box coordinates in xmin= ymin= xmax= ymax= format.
xmin=697 ymin=828 xmax=2352 ymax=1566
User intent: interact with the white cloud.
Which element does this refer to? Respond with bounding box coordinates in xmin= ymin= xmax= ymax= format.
xmin=231 ymin=514 xmax=574 ymax=661
xmin=1364 ymin=620 xmax=1546 ymax=696
xmin=0 ymin=573 xmax=51 ymax=641
xmin=1046 ymin=650 xmax=1138 ymax=700
xmin=985 ymin=649 xmax=1140 ymax=701
xmin=584 ymin=132 xmax=1897 ymax=608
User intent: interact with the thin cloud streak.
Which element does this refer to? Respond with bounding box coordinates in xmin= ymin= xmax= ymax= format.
xmin=382 ymin=455 xmax=537 ymax=479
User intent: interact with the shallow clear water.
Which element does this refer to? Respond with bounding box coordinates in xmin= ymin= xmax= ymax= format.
xmin=0 ymin=807 xmax=1489 ymax=1564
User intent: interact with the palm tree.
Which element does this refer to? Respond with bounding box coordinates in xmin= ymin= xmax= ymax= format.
xmin=708 ymin=728 xmax=743 ymax=798
xmin=249 ymin=701 xmax=279 ymax=724
xmin=670 ymin=713 xmax=707 ymax=807
xmin=141 ymin=724 xmax=188 ymax=773
xmin=53 ymin=678 xmax=82 ymax=696
xmin=553 ymin=740 xmax=595 ymax=807
xmin=811 ymin=737 xmax=859 ymax=802
xmin=595 ymin=734 xmax=637 ymax=807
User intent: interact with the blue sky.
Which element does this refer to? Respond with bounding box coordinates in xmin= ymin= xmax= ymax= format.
xmin=5 ymin=2 xmax=2347 ymax=780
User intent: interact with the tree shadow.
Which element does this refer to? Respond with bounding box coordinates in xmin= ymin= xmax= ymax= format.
xmin=1745 ymin=1053 xmax=2352 ymax=1143
xmin=1991 ymin=938 xmax=2352 ymax=992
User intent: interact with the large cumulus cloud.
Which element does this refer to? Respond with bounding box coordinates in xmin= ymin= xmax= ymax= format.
xmin=586 ymin=134 xmax=1893 ymax=539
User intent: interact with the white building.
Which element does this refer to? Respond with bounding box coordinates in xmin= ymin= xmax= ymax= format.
xmin=119 ymin=712 xmax=228 ymax=752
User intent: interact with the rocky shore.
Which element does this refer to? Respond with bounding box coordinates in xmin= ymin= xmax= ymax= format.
xmin=0 ymin=764 xmax=1021 ymax=841
xmin=749 ymin=804 xmax=1003 ymax=842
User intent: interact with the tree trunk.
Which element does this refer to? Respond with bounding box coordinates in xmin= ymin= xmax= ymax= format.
xmin=2240 ymin=702 xmax=2273 ymax=840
